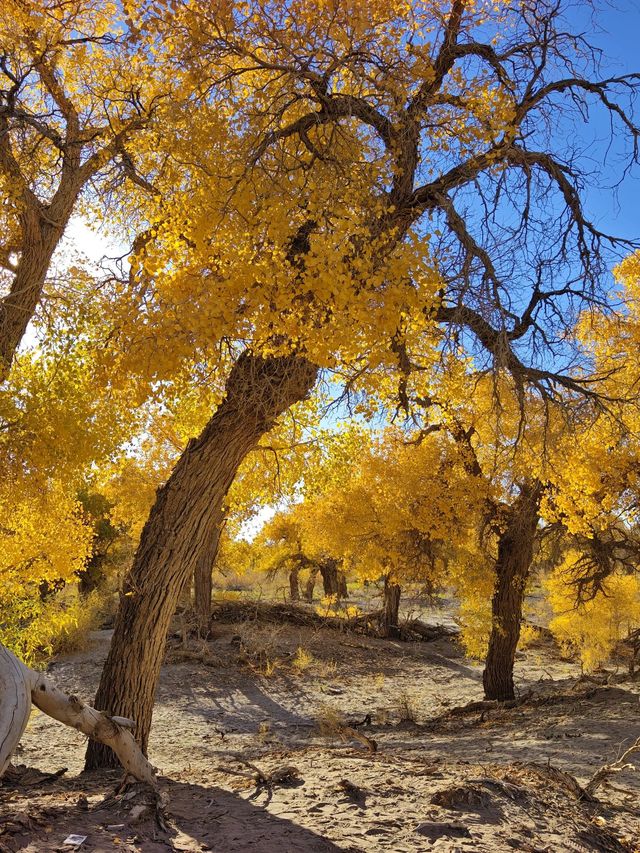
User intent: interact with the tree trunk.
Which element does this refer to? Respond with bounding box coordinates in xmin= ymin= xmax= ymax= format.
xmin=0 ymin=644 xmax=155 ymax=785
xmin=482 ymin=481 xmax=542 ymax=701
xmin=337 ymin=571 xmax=348 ymax=600
xmin=85 ymin=352 xmax=317 ymax=770
xmin=320 ymin=559 xmax=340 ymax=597
xmin=305 ymin=567 xmax=319 ymax=602
xmin=382 ymin=578 xmax=401 ymax=639
xmin=0 ymin=170 xmax=85 ymax=380
xmin=289 ymin=566 xmax=300 ymax=601
xmin=193 ymin=532 xmax=222 ymax=622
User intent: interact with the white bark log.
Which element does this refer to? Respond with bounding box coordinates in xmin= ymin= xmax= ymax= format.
xmin=0 ymin=644 xmax=156 ymax=786
xmin=0 ymin=645 xmax=32 ymax=776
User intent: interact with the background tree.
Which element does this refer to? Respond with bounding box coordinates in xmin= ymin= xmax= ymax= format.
xmin=0 ymin=0 xmax=165 ymax=377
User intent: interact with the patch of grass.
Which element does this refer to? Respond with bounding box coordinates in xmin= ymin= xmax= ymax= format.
xmin=291 ymin=646 xmax=314 ymax=673
xmin=396 ymin=690 xmax=418 ymax=723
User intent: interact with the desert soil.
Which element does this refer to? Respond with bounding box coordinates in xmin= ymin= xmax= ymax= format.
xmin=1 ymin=602 xmax=639 ymax=852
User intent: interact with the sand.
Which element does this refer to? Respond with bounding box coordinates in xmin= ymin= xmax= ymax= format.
xmin=2 ymin=605 xmax=639 ymax=852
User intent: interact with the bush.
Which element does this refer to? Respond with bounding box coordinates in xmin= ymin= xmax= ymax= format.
xmin=546 ymin=564 xmax=640 ymax=672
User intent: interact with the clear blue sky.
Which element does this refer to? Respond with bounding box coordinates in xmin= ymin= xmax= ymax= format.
xmin=566 ymin=0 xmax=640 ymax=241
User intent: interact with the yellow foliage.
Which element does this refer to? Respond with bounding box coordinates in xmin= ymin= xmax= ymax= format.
xmin=546 ymin=565 xmax=640 ymax=672
xmin=1 ymin=587 xmax=105 ymax=664
xmin=291 ymin=646 xmax=314 ymax=673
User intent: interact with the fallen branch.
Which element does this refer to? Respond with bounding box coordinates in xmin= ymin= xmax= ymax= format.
xmin=216 ymin=754 xmax=302 ymax=791
xmin=317 ymin=706 xmax=378 ymax=752
xmin=340 ymin=725 xmax=378 ymax=753
xmin=584 ymin=737 xmax=640 ymax=797
xmin=0 ymin=644 xmax=156 ymax=786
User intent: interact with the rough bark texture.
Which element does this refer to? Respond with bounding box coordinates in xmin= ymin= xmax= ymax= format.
xmin=319 ymin=560 xmax=348 ymax=599
xmin=482 ymin=481 xmax=542 ymax=701
xmin=85 ymin=351 xmax=317 ymax=769
xmin=0 ymin=644 xmax=155 ymax=784
xmin=382 ymin=579 xmax=401 ymax=639
xmin=0 ymin=205 xmax=74 ymax=378
xmin=289 ymin=566 xmax=300 ymax=601
xmin=193 ymin=533 xmax=222 ymax=621
xmin=337 ymin=571 xmax=348 ymax=600
xmin=305 ymin=567 xmax=319 ymax=602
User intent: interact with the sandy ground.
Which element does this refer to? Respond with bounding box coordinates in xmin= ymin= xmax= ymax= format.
xmin=2 ymin=604 xmax=640 ymax=852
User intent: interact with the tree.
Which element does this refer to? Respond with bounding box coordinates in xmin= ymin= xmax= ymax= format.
xmin=0 ymin=0 xmax=165 ymax=378
xmin=86 ymin=352 xmax=317 ymax=766
xmin=87 ymin=0 xmax=640 ymax=766
xmin=303 ymin=427 xmax=486 ymax=636
xmin=482 ymin=479 xmax=543 ymax=700
xmin=0 ymin=311 xmax=142 ymax=660
xmin=192 ymin=392 xmax=326 ymax=617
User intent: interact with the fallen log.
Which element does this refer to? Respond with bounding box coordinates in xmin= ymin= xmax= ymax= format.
xmin=400 ymin=619 xmax=459 ymax=642
xmin=0 ymin=643 xmax=156 ymax=786
xmin=207 ymin=601 xmax=456 ymax=642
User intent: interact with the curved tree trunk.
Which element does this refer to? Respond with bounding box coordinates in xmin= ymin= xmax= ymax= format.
xmin=482 ymin=481 xmax=542 ymax=701
xmin=382 ymin=578 xmax=401 ymax=639
xmin=0 ymin=644 xmax=155 ymax=784
xmin=0 ymin=212 xmax=69 ymax=379
xmin=0 ymin=646 xmax=31 ymax=776
xmin=86 ymin=351 xmax=317 ymax=769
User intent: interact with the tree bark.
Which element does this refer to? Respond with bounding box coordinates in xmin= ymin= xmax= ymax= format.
xmin=305 ymin=566 xmax=319 ymax=602
xmin=382 ymin=578 xmax=401 ymax=639
xmin=0 ymin=644 xmax=155 ymax=784
xmin=85 ymin=351 xmax=317 ymax=769
xmin=289 ymin=566 xmax=300 ymax=601
xmin=482 ymin=481 xmax=542 ymax=701
xmin=320 ymin=559 xmax=339 ymax=597
xmin=193 ymin=532 xmax=222 ymax=622
xmin=319 ymin=561 xmax=348 ymax=600
xmin=337 ymin=570 xmax=348 ymax=600
xmin=0 ymin=211 xmax=70 ymax=378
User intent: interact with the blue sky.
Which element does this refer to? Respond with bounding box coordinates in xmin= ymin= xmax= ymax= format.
xmin=566 ymin=0 xmax=640 ymax=241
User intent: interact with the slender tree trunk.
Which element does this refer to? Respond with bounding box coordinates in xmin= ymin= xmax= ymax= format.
xmin=337 ymin=570 xmax=348 ymax=600
xmin=305 ymin=567 xmax=319 ymax=602
xmin=482 ymin=481 xmax=542 ymax=701
xmin=85 ymin=352 xmax=317 ymax=769
xmin=289 ymin=566 xmax=300 ymax=601
xmin=193 ymin=532 xmax=222 ymax=622
xmin=0 ymin=223 xmax=62 ymax=377
xmin=382 ymin=577 xmax=401 ymax=639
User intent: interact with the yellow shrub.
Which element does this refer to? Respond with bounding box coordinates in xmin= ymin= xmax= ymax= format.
xmin=546 ymin=565 xmax=640 ymax=672
xmin=1 ymin=586 xmax=106 ymax=664
xmin=518 ymin=622 xmax=541 ymax=649
xmin=292 ymin=646 xmax=314 ymax=672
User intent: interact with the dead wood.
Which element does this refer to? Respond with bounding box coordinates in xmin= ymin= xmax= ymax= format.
xmin=206 ymin=600 xmax=457 ymax=644
xmin=584 ymin=737 xmax=640 ymax=798
xmin=400 ymin=619 xmax=459 ymax=642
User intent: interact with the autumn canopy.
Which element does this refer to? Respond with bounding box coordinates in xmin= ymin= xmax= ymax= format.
xmin=1 ymin=0 xmax=640 ymax=801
